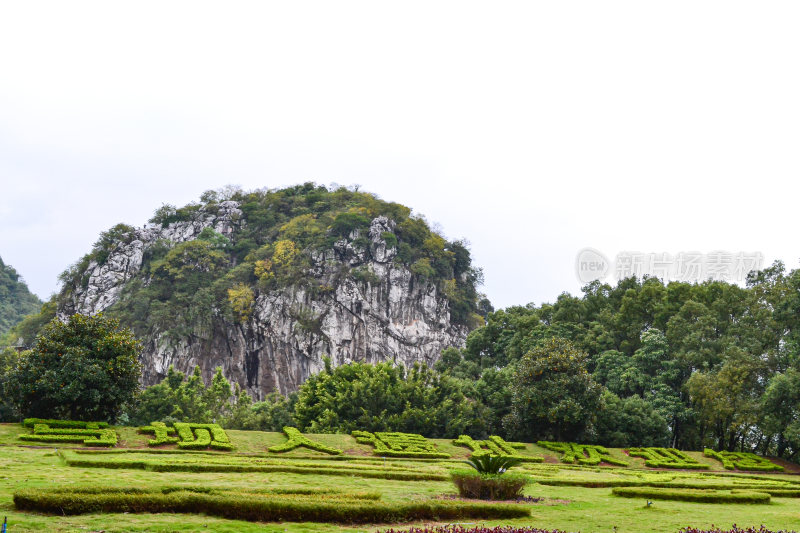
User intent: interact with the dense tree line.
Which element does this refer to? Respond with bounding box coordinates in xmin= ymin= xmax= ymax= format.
xmin=6 ymin=225 xmax=800 ymax=463
xmin=126 ymin=263 xmax=800 ymax=461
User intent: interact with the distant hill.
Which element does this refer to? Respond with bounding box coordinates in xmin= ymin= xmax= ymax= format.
xmin=19 ymin=183 xmax=487 ymax=399
xmin=0 ymin=257 xmax=41 ymax=338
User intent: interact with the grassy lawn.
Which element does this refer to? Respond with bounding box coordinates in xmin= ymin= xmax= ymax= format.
xmin=2 ymin=423 xmax=800 ymax=532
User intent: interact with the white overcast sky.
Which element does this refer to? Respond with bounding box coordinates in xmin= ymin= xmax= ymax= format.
xmin=1 ymin=2 xmax=799 ymax=310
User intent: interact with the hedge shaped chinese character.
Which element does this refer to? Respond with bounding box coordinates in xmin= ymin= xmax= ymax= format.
xmin=352 ymin=431 xmax=450 ymax=458
xmin=453 ymin=435 xmax=543 ymax=463
xmin=704 ymin=449 xmax=783 ymax=471
xmin=19 ymin=420 xmax=117 ymax=447
xmin=173 ymin=423 xmax=233 ymax=451
xmin=138 ymin=422 xmax=180 ymax=446
xmin=23 ymin=418 xmax=109 ymax=429
xmin=627 ymin=447 xmax=709 ymax=469
xmin=537 ymin=441 xmax=627 ymax=466
xmin=268 ymin=427 xmax=343 ymax=455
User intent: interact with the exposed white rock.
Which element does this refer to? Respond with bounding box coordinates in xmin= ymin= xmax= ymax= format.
xmin=59 ymin=204 xmax=468 ymax=399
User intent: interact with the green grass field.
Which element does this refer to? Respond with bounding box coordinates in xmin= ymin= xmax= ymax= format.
xmin=2 ymin=423 xmax=800 ymax=533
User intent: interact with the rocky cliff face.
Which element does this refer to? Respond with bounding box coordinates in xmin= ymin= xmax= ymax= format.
xmin=58 ymin=201 xmax=469 ymax=399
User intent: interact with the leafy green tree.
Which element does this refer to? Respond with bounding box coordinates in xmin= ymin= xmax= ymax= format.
xmin=230 ymin=391 xmax=297 ymax=431
xmin=686 ymin=348 xmax=764 ymax=451
xmin=0 ymin=347 xmax=20 ymax=421
xmin=592 ymin=390 xmax=669 ymax=447
xmin=593 ymin=350 xmax=640 ymax=397
xmin=506 ymin=337 xmax=602 ymax=441
xmin=7 ymin=314 xmax=141 ymax=421
xmin=127 ymin=365 xmax=252 ymax=427
xmin=293 ymin=358 xmax=489 ymax=438
xmin=760 ymin=368 xmax=800 ymax=459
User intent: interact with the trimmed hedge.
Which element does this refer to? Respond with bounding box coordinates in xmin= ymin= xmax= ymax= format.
xmin=19 ymin=422 xmax=117 ymax=447
xmin=453 ymin=435 xmax=543 ymax=463
xmin=758 ymin=489 xmax=800 ymax=498
xmin=537 ymin=479 xmax=647 ymax=488
xmin=268 ymin=427 xmax=343 ymax=455
xmin=611 ymin=487 xmax=771 ymax=504
xmin=627 ymin=447 xmax=709 ymax=469
xmin=59 ymin=452 xmax=448 ymax=481
xmin=137 ymin=422 xmax=233 ymax=450
xmin=703 ymin=449 xmax=784 ymax=472
xmin=139 ymin=422 xmax=179 ymax=446
xmin=23 ymin=418 xmax=109 ymax=429
xmin=537 ymin=478 xmax=796 ymax=492
xmin=174 ymin=423 xmax=233 ymax=451
xmin=451 ymin=470 xmax=530 ymax=500
xmin=13 ymin=486 xmax=529 ymax=523
xmin=353 ymin=431 xmax=450 ymax=459
xmin=537 ymin=442 xmax=628 ymax=467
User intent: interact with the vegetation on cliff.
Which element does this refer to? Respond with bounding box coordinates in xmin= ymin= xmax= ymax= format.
xmin=10 ymin=184 xmax=486 ymax=347
xmin=0 ymin=256 xmax=41 ymax=338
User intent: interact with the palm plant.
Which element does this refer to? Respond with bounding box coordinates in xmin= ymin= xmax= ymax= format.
xmin=464 ymin=454 xmax=524 ymax=474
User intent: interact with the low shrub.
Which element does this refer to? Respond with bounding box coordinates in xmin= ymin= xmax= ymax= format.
xmin=353 ymin=431 xmax=450 ymax=459
xmin=703 ymin=449 xmax=784 ymax=472
xmin=465 ymin=455 xmax=524 ymax=474
xmin=627 ymin=447 xmax=709 ymax=469
xmin=451 ymin=470 xmax=530 ymax=500
xmin=537 ymin=442 xmax=628 ymax=467
xmin=268 ymin=427 xmax=342 ymax=455
xmin=611 ymin=487 xmax=770 ymax=504
xmin=13 ymin=486 xmax=529 ymax=523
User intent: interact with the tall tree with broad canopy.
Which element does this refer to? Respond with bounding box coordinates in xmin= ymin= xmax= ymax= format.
xmin=506 ymin=337 xmax=602 ymax=442
xmin=7 ymin=314 xmax=142 ymax=422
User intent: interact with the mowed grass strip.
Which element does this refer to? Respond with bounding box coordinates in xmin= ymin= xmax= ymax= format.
xmin=59 ymin=450 xmax=448 ymax=481
xmin=611 ymin=487 xmax=771 ymax=504
xmin=13 ymin=486 xmax=530 ymax=524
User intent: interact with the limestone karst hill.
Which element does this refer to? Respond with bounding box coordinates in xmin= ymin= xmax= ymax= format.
xmin=17 ymin=184 xmax=486 ymax=398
